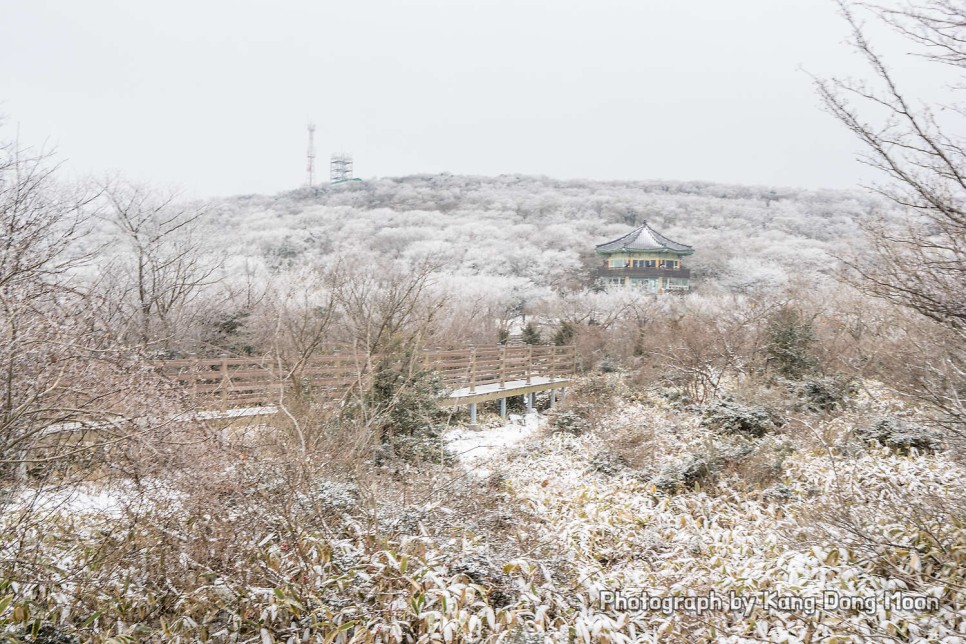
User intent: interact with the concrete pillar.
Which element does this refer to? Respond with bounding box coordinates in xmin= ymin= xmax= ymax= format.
xmin=550 ymin=389 xmax=557 ymax=408
xmin=499 ymin=397 xmax=507 ymax=419
xmin=525 ymin=394 xmax=533 ymax=413
xmin=469 ymin=402 xmax=478 ymax=427
xmin=531 ymin=393 xmax=537 ymax=409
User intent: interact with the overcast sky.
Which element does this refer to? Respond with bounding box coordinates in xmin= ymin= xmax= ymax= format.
xmin=0 ymin=0 xmax=946 ymax=197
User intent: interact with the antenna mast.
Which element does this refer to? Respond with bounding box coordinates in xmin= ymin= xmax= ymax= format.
xmin=306 ymin=122 xmax=316 ymax=187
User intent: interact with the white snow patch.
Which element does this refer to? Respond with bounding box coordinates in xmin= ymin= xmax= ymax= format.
xmin=41 ymin=405 xmax=278 ymax=437
xmin=189 ymin=405 xmax=278 ymax=420
xmin=7 ymin=479 xmax=182 ymax=519
xmin=445 ymin=411 xmax=543 ymax=476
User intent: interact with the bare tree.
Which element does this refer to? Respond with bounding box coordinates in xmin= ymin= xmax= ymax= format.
xmin=817 ymin=0 xmax=966 ymax=434
xmin=243 ymin=268 xmax=335 ymax=396
xmin=326 ymin=259 xmax=446 ymax=356
xmin=100 ymin=179 xmax=221 ymax=350
xmin=0 ymin=139 xmax=95 ymax=478
xmin=0 ymin=140 xmax=199 ymax=486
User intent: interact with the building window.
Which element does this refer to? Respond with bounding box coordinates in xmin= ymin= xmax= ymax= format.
xmin=609 ymin=259 xmax=628 ymax=269
xmin=659 ymin=259 xmax=678 ymax=270
xmin=665 ymin=277 xmax=689 ymax=290
xmin=630 ymin=278 xmax=658 ymax=291
xmin=607 ymin=277 xmax=624 ymax=286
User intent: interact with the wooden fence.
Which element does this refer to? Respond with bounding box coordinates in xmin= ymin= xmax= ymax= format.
xmin=151 ymin=345 xmax=577 ymax=411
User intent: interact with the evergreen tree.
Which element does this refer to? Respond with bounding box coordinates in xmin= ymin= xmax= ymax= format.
xmin=521 ymin=322 xmax=542 ymax=345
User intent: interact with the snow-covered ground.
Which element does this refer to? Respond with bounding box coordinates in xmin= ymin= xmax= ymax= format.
xmin=5 ymin=393 xmax=964 ymax=641
xmin=6 ymin=479 xmax=181 ymax=519
xmin=445 ymin=412 xmax=543 ymax=475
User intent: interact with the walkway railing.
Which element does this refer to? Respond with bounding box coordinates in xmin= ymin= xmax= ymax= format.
xmin=151 ymin=345 xmax=576 ymax=411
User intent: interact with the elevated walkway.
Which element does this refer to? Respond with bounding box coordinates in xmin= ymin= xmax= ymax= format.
xmin=150 ymin=345 xmax=576 ymax=425
xmin=442 ymin=376 xmax=571 ymax=406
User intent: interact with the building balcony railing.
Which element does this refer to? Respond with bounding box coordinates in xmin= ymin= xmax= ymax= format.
xmin=596 ymin=266 xmax=691 ymax=279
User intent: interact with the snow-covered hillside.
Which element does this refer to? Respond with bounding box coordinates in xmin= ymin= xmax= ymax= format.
xmin=199 ymin=174 xmax=888 ymax=296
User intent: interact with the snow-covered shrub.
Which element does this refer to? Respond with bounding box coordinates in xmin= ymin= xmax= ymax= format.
xmin=363 ymin=354 xmax=453 ymax=464
xmin=700 ymin=399 xmax=778 ymax=437
xmin=374 ymin=424 xmax=454 ymax=465
xmin=502 ymin=629 xmax=547 ymax=644
xmin=652 ymin=453 xmax=718 ymax=492
xmin=546 ymin=409 xmax=588 ymax=435
xmin=597 ymin=355 xmax=620 ymax=373
xmin=856 ymin=416 xmax=942 ymax=454
xmin=788 ymin=375 xmax=858 ymax=412
xmin=13 ymin=623 xmax=79 ymax=644
xmin=655 ymin=385 xmax=690 ymax=406
xmin=450 ymin=552 xmax=515 ymax=607
xmin=652 ymin=440 xmax=755 ymax=492
xmin=312 ymin=479 xmax=361 ymax=513
xmin=553 ymin=374 xmax=628 ymax=434
xmin=765 ymin=306 xmax=817 ymax=379
xmin=369 ymin=358 xmax=445 ymax=438
xmin=726 ymin=435 xmax=794 ymax=490
xmin=587 ymin=450 xmax=629 ymax=476
xmin=761 ymin=482 xmax=794 ymax=502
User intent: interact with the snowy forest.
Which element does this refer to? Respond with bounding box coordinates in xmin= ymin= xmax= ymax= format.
xmin=66 ymin=172 xmax=889 ymax=355
xmin=3 ymin=1 xmax=966 ymax=642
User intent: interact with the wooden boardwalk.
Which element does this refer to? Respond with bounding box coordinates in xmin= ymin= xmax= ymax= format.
xmin=445 ymin=376 xmax=568 ymax=406
xmin=151 ymin=344 xmax=576 ymax=414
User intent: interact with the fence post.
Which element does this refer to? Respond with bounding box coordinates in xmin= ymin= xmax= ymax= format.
xmin=549 ymin=345 xmax=556 ymax=382
xmin=526 ymin=345 xmax=532 ymax=385
xmin=331 ymin=349 xmax=342 ymax=398
xmin=277 ymin=353 xmax=287 ymax=403
xmin=220 ymin=354 xmax=229 ymax=412
xmin=189 ymin=353 xmax=198 ymax=400
xmin=469 ymin=347 xmax=477 ymax=394
xmin=499 ymin=345 xmax=507 ymax=389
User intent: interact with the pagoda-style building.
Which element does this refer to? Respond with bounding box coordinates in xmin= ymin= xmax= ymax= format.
xmin=595 ymin=223 xmax=694 ymax=292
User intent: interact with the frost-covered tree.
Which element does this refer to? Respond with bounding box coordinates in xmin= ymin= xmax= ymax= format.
xmin=817 ymin=0 xmax=966 ymax=434
xmin=99 ymin=180 xmax=221 ymax=349
xmin=819 ymin=1 xmax=966 ymax=332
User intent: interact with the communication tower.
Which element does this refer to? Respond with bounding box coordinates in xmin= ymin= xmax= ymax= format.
xmin=306 ymin=123 xmax=316 ymax=187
